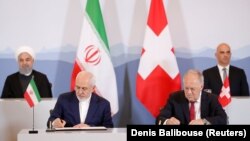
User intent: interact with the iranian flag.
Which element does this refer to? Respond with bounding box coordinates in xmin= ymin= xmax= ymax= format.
xmin=71 ymin=0 xmax=118 ymax=115
xmin=218 ymin=76 xmax=231 ymax=107
xmin=24 ymin=79 xmax=41 ymax=107
xmin=136 ymin=0 xmax=181 ymax=117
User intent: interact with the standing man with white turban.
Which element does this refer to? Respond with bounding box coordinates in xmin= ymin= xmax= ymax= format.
xmin=1 ymin=45 xmax=52 ymax=98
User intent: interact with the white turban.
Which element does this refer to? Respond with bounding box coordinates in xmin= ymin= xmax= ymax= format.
xmin=15 ymin=45 xmax=35 ymax=61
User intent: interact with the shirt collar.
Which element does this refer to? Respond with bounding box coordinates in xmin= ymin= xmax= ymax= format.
xmin=217 ymin=64 xmax=229 ymax=71
xmin=196 ymin=91 xmax=202 ymax=103
xmin=78 ymin=94 xmax=92 ymax=103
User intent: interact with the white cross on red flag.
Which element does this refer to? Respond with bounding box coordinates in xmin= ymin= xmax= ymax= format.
xmin=218 ymin=76 xmax=231 ymax=107
xmin=136 ymin=0 xmax=181 ymax=117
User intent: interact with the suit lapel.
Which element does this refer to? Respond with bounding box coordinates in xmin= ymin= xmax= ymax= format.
xmin=71 ymin=93 xmax=81 ymax=123
xmin=214 ymin=66 xmax=223 ymax=86
xmin=180 ymin=93 xmax=190 ymax=123
xmin=200 ymin=92 xmax=208 ymax=118
xmin=85 ymin=94 xmax=98 ymax=123
xmin=182 ymin=101 xmax=190 ymax=123
xmin=228 ymin=65 xmax=234 ymax=87
xmin=14 ymin=73 xmax=25 ymax=97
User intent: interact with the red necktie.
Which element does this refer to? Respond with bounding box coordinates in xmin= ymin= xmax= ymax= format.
xmin=189 ymin=102 xmax=195 ymax=121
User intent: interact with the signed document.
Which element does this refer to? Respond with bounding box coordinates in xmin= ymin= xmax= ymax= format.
xmin=54 ymin=126 xmax=107 ymax=131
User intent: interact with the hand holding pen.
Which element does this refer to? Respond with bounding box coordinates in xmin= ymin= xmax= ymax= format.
xmin=52 ymin=118 xmax=66 ymax=128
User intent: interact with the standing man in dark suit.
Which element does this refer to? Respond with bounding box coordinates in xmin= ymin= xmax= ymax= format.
xmin=47 ymin=71 xmax=113 ymax=128
xmin=156 ymin=69 xmax=227 ymax=125
xmin=1 ymin=45 xmax=52 ymax=98
xmin=203 ymin=43 xmax=249 ymax=96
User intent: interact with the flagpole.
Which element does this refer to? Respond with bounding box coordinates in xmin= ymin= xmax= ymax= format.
xmin=29 ymin=107 xmax=38 ymax=134
xmin=32 ymin=107 xmax=34 ymax=130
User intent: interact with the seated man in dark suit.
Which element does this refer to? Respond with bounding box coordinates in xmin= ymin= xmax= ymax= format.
xmin=156 ymin=69 xmax=227 ymax=125
xmin=1 ymin=45 xmax=52 ymax=98
xmin=203 ymin=43 xmax=249 ymax=96
xmin=47 ymin=71 xmax=113 ymax=128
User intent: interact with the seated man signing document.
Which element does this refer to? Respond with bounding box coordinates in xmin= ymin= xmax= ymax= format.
xmin=156 ymin=69 xmax=227 ymax=125
xmin=47 ymin=71 xmax=113 ymax=128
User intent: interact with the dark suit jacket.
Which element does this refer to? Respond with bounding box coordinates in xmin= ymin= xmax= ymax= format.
xmin=203 ymin=65 xmax=249 ymax=96
xmin=156 ymin=90 xmax=227 ymax=125
xmin=47 ymin=91 xmax=113 ymax=128
xmin=1 ymin=70 xmax=52 ymax=98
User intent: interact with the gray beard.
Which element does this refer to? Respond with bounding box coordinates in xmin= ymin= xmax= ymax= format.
xmin=19 ymin=67 xmax=32 ymax=76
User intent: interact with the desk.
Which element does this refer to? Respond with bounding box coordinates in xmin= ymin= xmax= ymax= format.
xmin=225 ymin=97 xmax=250 ymax=124
xmin=17 ymin=128 xmax=126 ymax=141
xmin=1 ymin=97 xmax=250 ymax=141
xmin=0 ymin=98 xmax=56 ymax=141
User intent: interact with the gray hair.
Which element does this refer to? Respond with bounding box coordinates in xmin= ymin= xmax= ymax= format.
xmin=183 ymin=69 xmax=204 ymax=85
xmin=76 ymin=71 xmax=96 ymax=87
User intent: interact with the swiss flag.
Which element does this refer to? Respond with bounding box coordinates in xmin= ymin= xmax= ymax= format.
xmin=218 ymin=76 xmax=231 ymax=107
xmin=136 ymin=0 xmax=181 ymax=117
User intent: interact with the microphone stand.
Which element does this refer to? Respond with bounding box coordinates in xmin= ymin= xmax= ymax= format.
xmin=29 ymin=107 xmax=38 ymax=134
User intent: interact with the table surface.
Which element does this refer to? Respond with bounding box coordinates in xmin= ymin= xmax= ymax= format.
xmin=18 ymin=128 xmax=127 ymax=141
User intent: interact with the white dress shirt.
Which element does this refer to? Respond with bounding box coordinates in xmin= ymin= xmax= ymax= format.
xmin=217 ymin=65 xmax=229 ymax=82
xmin=79 ymin=95 xmax=91 ymax=123
xmin=163 ymin=92 xmax=202 ymax=125
xmin=192 ymin=93 xmax=201 ymax=120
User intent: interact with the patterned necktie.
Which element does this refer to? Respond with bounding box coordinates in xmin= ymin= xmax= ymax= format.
xmin=189 ymin=102 xmax=195 ymax=121
xmin=223 ymin=68 xmax=227 ymax=82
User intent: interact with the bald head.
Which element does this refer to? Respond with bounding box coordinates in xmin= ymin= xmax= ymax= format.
xmin=75 ymin=71 xmax=95 ymax=100
xmin=215 ymin=43 xmax=231 ymax=67
xmin=75 ymin=71 xmax=95 ymax=87
xmin=216 ymin=43 xmax=230 ymax=52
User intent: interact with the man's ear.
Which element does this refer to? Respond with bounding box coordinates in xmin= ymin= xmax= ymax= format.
xmin=200 ymin=85 xmax=204 ymax=90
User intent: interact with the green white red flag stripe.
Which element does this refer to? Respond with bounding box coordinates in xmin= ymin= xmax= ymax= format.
xmin=71 ymin=0 xmax=119 ymax=115
xmin=24 ymin=78 xmax=41 ymax=107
